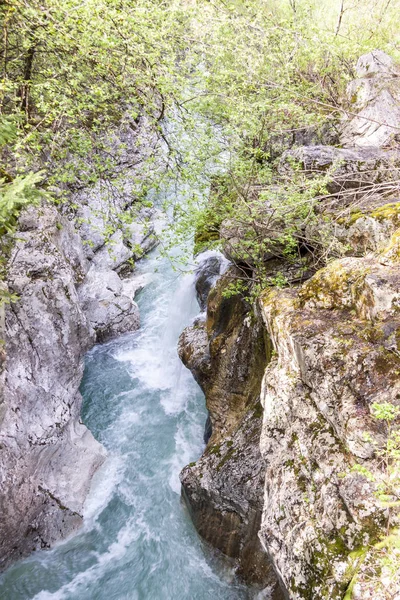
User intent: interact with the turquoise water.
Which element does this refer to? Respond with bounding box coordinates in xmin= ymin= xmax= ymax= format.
xmin=0 ymin=249 xmax=250 ymax=600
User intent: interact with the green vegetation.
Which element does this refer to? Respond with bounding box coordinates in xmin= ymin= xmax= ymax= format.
xmin=2 ymin=0 xmax=399 ymax=275
xmin=160 ymin=0 xmax=400 ymax=297
xmin=0 ymin=0 xmax=200 ymax=271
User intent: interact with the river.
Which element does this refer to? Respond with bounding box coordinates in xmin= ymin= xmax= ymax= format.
xmin=0 ymin=244 xmax=250 ymax=600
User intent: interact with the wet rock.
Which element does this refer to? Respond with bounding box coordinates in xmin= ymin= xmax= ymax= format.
xmin=181 ymin=407 xmax=281 ymax=592
xmin=203 ymin=413 xmax=212 ymax=443
xmin=178 ymin=317 xmax=210 ymax=386
xmin=194 ymin=252 xmax=229 ymax=311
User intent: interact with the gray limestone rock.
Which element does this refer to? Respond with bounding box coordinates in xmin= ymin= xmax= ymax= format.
xmin=342 ymin=50 xmax=400 ymax=148
xmin=77 ymin=266 xmax=140 ymax=343
xmin=280 ymin=145 xmax=400 ymax=196
xmin=91 ymin=230 xmax=133 ymax=271
xmin=0 ymin=204 xmax=106 ymax=571
xmin=0 ymin=117 xmax=162 ymax=572
xmin=258 ymin=252 xmax=400 ymax=599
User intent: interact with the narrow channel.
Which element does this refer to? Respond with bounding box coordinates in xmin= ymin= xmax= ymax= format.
xmin=0 ymin=244 xmax=249 ymax=600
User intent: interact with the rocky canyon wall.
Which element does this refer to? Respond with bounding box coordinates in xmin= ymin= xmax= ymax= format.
xmin=179 ymin=51 xmax=400 ymax=600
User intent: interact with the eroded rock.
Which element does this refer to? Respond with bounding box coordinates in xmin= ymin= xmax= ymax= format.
xmin=77 ymin=266 xmax=141 ymax=343
xmin=179 ymin=269 xmax=282 ymax=594
xmin=280 ymin=145 xmax=400 ymax=196
xmin=0 ymin=204 xmax=106 ymax=570
xmin=258 ymin=245 xmax=400 ymax=599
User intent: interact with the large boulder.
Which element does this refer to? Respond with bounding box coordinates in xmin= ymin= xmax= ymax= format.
xmin=280 ymin=145 xmax=400 ymax=196
xmin=78 ymin=266 xmax=142 ymax=343
xmin=306 ymin=199 xmax=400 ymax=258
xmin=341 ymin=50 xmax=400 ymax=148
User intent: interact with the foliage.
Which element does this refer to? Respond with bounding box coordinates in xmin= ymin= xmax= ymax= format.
xmin=0 ymin=0 xmax=400 ymax=592
xmin=0 ymin=171 xmax=44 ymax=235
xmin=0 ymin=115 xmax=47 ymax=282
xmin=0 ymin=0 xmax=209 ymax=280
xmin=2 ymin=0 xmax=400 ymax=277
xmin=142 ymin=0 xmax=399 ymax=303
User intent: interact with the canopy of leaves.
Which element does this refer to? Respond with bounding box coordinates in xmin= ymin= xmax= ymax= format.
xmin=1 ymin=0 xmax=400 ymax=269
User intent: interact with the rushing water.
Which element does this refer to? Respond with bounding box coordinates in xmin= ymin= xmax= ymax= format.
xmin=0 ymin=246 xmax=251 ymax=600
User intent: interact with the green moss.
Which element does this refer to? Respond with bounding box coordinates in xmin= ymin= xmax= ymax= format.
xmin=288 ymin=432 xmax=298 ymax=449
xmin=370 ymin=202 xmax=400 ymax=223
xmin=252 ymin=401 xmax=263 ymax=420
xmin=337 ymin=210 xmax=365 ymax=226
xmin=208 ymin=443 xmax=221 ymax=457
xmin=193 ymin=228 xmax=220 ymax=255
xmin=298 ymin=260 xmax=370 ymax=311
xmin=374 ymin=349 xmax=400 ymax=377
xmin=382 ymin=229 xmax=400 ymax=264
xmin=336 ymin=202 xmax=400 ymax=232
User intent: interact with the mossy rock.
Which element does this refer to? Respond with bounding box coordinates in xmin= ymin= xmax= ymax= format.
xmin=381 ymin=228 xmax=400 ymax=264
xmin=298 ymin=259 xmax=368 ymax=310
xmin=370 ymin=202 xmax=400 ymax=223
xmin=337 ymin=201 xmax=400 ymax=229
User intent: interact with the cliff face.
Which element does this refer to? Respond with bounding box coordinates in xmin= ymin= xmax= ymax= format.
xmin=0 ymin=204 xmax=105 ymax=569
xmin=179 ymin=266 xmax=281 ymax=594
xmin=0 ymin=120 xmax=161 ymax=570
xmin=259 ymin=249 xmax=400 ymax=599
xmin=179 ymin=51 xmax=400 ymax=599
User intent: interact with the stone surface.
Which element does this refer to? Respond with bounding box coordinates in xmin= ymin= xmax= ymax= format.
xmin=179 ymin=50 xmax=400 ymax=600
xmin=306 ymin=200 xmax=400 ymax=257
xmin=0 ymin=204 xmax=106 ymax=571
xmin=342 ymin=50 xmax=400 ymax=148
xmin=280 ymin=145 xmax=400 ymax=196
xmin=91 ymin=229 xmax=133 ymax=271
xmin=263 ymin=123 xmax=339 ymax=162
xmin=179 ymin=269 xmax=283 ymax=595
xmin=0 ymin=116 xmax=162 ymax=572
xmin=193 ymin=251 xmax=229 ymax=311
xmin=78 ymin=265 xmax=141 ymax=343
xmin=258 ymin=249 xmax=400 ymax=599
